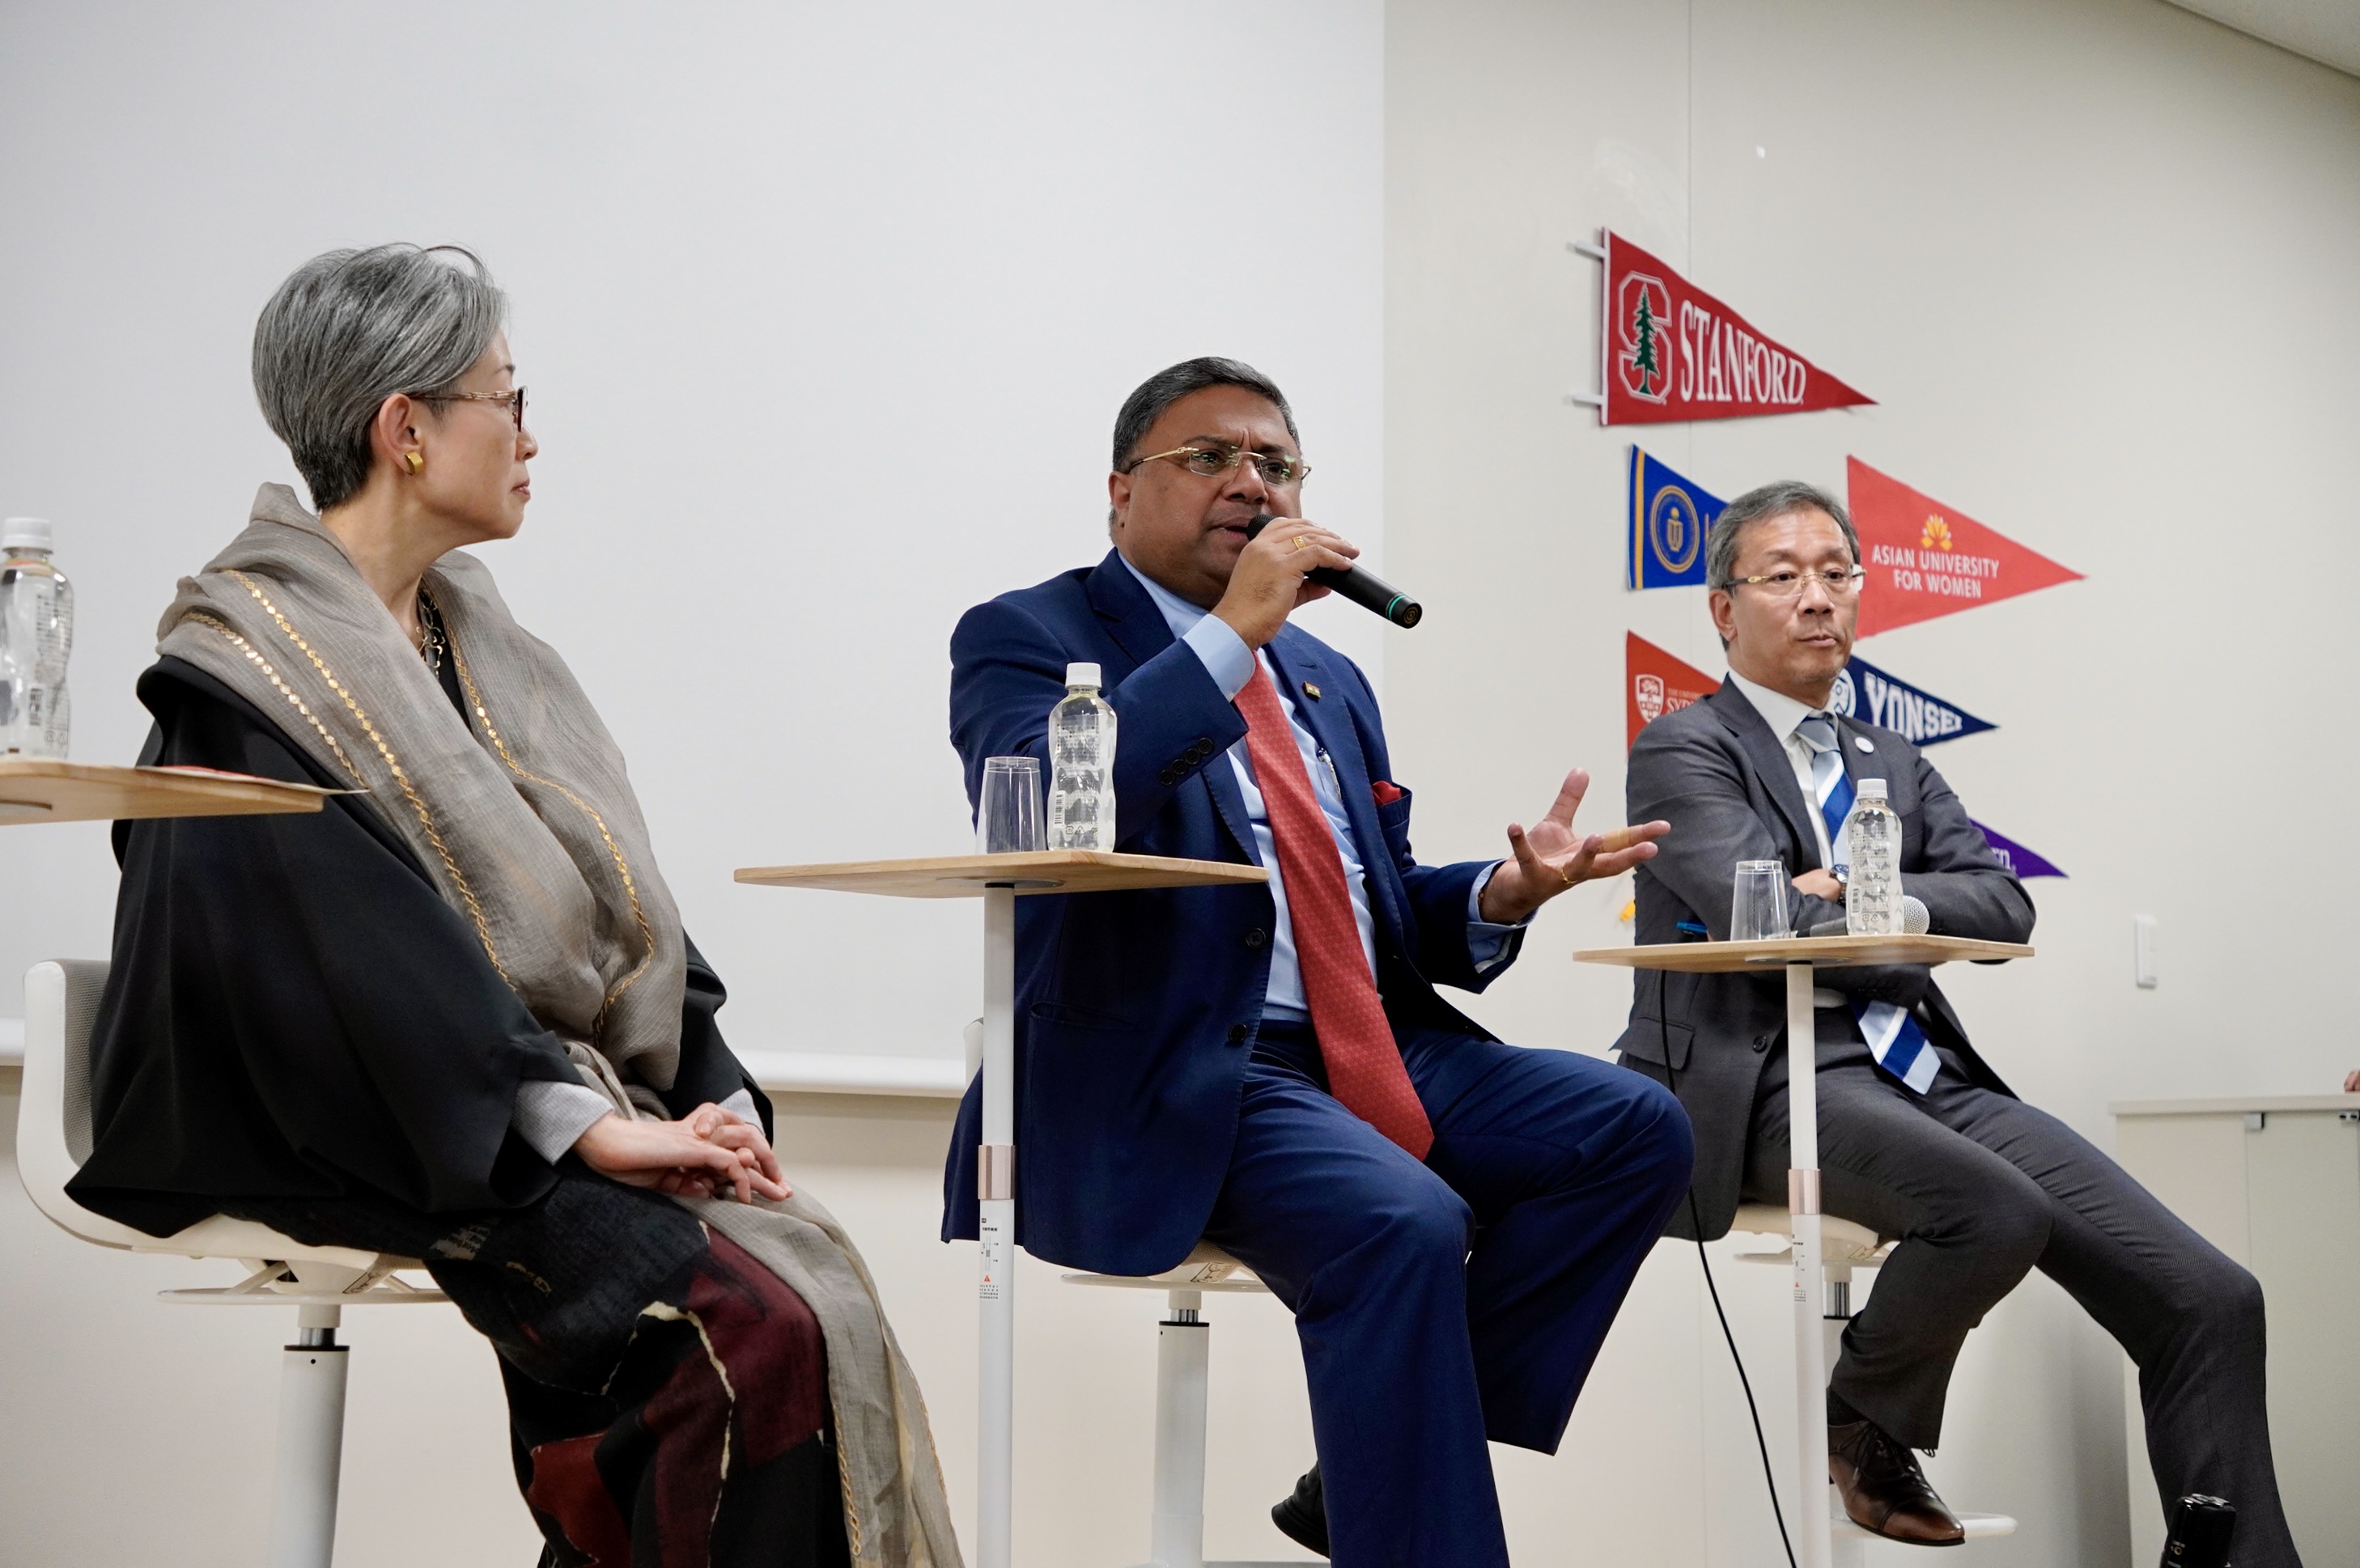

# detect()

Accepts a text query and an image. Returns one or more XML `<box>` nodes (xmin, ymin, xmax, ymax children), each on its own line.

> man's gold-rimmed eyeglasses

<box><xmin>417</xmin><ymin>387</ymin><xmax>527</xmax><ymax>430</ymax></box>
<box><xmin>1124</xmin><ymin>443</ymin><xmax>1311</xmax><ymax>487</ymax></box>
<box><xmin>1721</xmin><ymin>567</ymin><xmax>1866</xmax><ymax>599</ymax></box>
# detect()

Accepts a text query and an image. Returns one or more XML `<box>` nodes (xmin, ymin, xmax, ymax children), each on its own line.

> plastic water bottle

<box><xmin>1047</xmin><ymin>662</ymin><xmax>1118</xmax><ymax>851</ymax></box>
<box><xmin>0</xmin><ymin>518</ymin><xmax>73</xmax><ymax>758</ymax></box>
<box><xmin>1844</xmin><ymin>778</ymin><xmax>1901</xmax><ymax>935</ymax></box>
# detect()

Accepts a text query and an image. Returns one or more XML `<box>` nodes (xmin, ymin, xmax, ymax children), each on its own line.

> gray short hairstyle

<box><xmin>1706</xmin><ymin>479</ymin><xmax>1859</xmax><ymax>590</ymax></box>
<box><xmin>253</xmin><ymin>244</ymin><xmax>507</xmax><ymax>512</ymax></box>
<box><xmin>1111</xmin><ymin>357</ymin><xmax>1300</xmax><ymax>472</ymax></box>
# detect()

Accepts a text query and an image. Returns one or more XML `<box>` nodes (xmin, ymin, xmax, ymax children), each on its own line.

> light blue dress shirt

<box><xmin>1118</xmin><ymin>556</ymin><xmax>1522</xmax><ymax>1023</ymax></box>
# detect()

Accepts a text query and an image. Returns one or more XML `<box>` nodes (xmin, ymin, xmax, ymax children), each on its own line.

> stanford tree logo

<box><xmin>1617</xmin><ymin>273</ymin><xmax>1671</xmax><ymax>403</ymax></box>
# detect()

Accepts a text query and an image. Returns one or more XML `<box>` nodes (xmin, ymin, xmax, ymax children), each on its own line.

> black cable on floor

<box><xmin>1689</xmin><ymin>1189</ymin><xmax>1798</xmax><ymax>1568</ymax></box>
<box><xmin>1661</xmin><ymin>1014</ymin><xmax>1797</xmax><ymax>1568</ymax></box>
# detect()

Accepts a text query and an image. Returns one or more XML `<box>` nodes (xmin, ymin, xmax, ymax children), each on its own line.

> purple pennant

<box><xmin>1972</xmin><ymin>820</ymin><xmax>2065</xmax><ymax>879</ymax></box>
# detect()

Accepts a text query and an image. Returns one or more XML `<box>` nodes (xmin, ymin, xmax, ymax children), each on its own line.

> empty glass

<box><xmin>1729</xmin><ymin>859</ymin><xmax>1791</xmax><ymax>942</ymax></box>
<box><xmin>978</xmin><ymin>756</ymin><xmax>1044</xmax><ymax>854</ymax></box>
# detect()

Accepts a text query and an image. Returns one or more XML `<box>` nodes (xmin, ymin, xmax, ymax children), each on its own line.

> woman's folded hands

<box><xmin>573</xmin><ymin>1103</ymin><xmax>792</xmax><ymax>1203</ymax></box>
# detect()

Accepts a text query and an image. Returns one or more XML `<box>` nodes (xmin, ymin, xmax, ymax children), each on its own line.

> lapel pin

<box><xmin>1854</xmin><ymin>735</ymin><xmax>1874</xmax><ymax>752</ymax></box>
<box><xmin>1302</xmin><ymin>681</ymin><xmax>1322</xmax><ymax>700</ymax></box>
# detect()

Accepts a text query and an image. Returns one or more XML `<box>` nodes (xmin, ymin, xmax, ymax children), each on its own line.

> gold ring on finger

<box><xmin>1292</xmin><ymin>534</ymin><xmax>1313</xmax><ymax>553</ymax></box>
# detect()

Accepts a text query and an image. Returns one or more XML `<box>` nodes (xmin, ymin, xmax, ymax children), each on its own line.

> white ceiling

<box><xmin>2163</xmin><ymin>0</ymin><xmax>2360</xmax><ymax>76</ymax></box>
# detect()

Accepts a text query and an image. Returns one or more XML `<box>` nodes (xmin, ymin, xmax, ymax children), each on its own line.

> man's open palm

<box><xmin>1479</xmin><ymin>768</ymin><xmax>1670</xmax><ymax>925</ymax></box>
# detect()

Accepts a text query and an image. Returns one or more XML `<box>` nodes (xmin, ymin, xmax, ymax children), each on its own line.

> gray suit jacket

<box><xmin>1614</xmin><ymin>680</ymin><xmax>2035</xmax><ymax>1240</ymax></box>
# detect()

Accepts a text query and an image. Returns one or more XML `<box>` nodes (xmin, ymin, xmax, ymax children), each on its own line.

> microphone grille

<box><xmin>1901</xmin><ymin>895</ymin><xmax>1930</xmax><ymax>936</ymax></box>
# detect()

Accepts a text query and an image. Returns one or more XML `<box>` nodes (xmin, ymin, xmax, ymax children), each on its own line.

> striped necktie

<box><xmin>1797</xmin><ymin>711</ymin><xmax>1938</xmax><ymax>1095</ymax></box>
<box><xmin>1794</xmin><ymin>713</ymin><xmax>1853</xmax><ymax>875</ymax></box>
<box><xmin>1234</xmin><ymin>660</ymin><xmax>1434</xmax><ymax>1158</ymax></box>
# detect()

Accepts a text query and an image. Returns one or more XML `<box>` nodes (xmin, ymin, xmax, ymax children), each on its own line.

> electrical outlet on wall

<box><xmin>2133</xmin><ymin>915</ymin><xmax>2159</xmax><ymax>989</ymax></box>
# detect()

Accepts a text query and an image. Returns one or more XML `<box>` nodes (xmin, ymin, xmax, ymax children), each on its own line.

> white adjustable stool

<box><xmin>15</xmin><ymin>960</ymin><xmax>448</xmax><ymax>1568</ymax></box>
<box><xmin>1064</xmin><ymin>1244</ymin><xmax>1305</xmax><ymax>1568</ymax></box>
<box><xmin>1727</xmin><ymin>1201</ymin><xmax>2017</xmax><ymax>1554</ymax></box>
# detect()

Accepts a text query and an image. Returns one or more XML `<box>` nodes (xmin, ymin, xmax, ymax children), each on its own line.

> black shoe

<box><xmin>1271</xmin><ymin>1463</ymin><xmax>1330</xmax><ymax>1557</ymax></box>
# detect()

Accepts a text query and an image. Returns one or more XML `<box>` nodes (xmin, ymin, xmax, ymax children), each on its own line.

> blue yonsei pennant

<box><xmin>1827</xmin><ymin>654</ymin><xmax>1996</xmax><ymax>747</ymax></box>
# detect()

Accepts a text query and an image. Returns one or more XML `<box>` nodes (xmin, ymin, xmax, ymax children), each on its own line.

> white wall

<box><xmin>0</xmin><ymin>0</ymin><xmax>1386</xmax><ymax>1064</ymax></box>
<box><xmin>8</xmin><ymin>2</ymin><xmax>2360</xmax><ymax>1566</ymax></box>
<box><xmin>1383</xmin><ymin>0</ymin><xmax>2360</xmax><ymax>1563</ymax></box>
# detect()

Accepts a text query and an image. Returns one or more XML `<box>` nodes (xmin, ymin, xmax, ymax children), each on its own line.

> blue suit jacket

<box><xmin>941</xmin><ymin>550</ymin><xmax>1519</xmax><ymax>1274</ymax></box>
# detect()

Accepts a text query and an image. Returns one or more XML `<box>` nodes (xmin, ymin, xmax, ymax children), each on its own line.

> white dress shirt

<box><xmin>1726</xmin><ymin>669</ymin><xmax>1887</xmax><ymax>1010</ymax></box>
<box><xmin>1120</xmin><ymin>555</ymin><xmax>1521</xmax><ymax>1023</ymax></box>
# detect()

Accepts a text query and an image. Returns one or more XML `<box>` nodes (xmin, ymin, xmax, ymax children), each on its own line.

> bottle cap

<box><xmin>1856</xmin><ymin>778</ymin><xmax>1888</xmax><ymax>799</ymax></box>
<box><xmin>1065</xmin><ymin>662</ymin><xmax>1102</xmax><ymax>689</ymax></box>
<box><xmin>2</xmin><ymin>517</ymin><xmax>53</xmax><ymax>552</ymax></box>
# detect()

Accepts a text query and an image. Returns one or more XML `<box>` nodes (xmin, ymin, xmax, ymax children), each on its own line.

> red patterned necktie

<box><xmin>1234</xmin><ymin>659</ymin><xmax>1434</xmax><ymax>1159</ymax></box>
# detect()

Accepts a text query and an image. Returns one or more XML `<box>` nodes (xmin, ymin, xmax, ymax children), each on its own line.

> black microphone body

<box><xmin>1246</xmin><ymin>513</ymin><xmax>1422</xmax><ymax>628</ymax></box>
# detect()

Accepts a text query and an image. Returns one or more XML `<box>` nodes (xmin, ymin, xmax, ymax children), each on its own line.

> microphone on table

<box><xmin>1246</xmin><ymin>513</ymin><xmax>1423</xmax><ymax>628</ymax></box>
<box><xmin>1806</xmin><ymin>896</ymin><xmax>1930</xmax><ymax>939</ymax></box>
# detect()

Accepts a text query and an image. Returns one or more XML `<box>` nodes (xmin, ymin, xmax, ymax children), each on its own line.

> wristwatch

<box><xmin>1830</xmin><ymin>865</ymin><xmax>1850</xmax><ymax>889</ymax></box>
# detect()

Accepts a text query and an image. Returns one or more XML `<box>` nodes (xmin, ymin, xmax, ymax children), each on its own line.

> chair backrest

<box><xmin>16</xmin><ymin>958</ymin><xmax>412</xmax><ymax>1270</ymax></box>
<box><xmin>17</xmin><ymin>959</ymin><xmax>152</xmax><ymax>1248</ymax></box>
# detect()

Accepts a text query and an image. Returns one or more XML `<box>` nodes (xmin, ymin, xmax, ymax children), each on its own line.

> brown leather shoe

<box><xmin>1828</xmin><ymin>1419</ymin><xmax>1965</xmax><ymax>1546</ymax></box>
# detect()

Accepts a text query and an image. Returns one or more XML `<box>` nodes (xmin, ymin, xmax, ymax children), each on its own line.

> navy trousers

<box><xmin>1201</xmin><ymin>1019</ymin><xmax>1693</xmax><ymax>1568</ymax></box>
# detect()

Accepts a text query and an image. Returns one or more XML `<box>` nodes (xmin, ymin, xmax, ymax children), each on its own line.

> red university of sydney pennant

<box><xmin>1848</xmin><ymin>458</ymin><xmax>2084</xmax><ymax>638</ymax></box>
<box><xmin>1625</xmin><ymin>632</ymin><xmax>1720</xmax><ymax>749</ymax></box>
<box><xmin>1594</xmin><ymin>231</ymin><xmax>1874</xmax><ymax>426</ymax></box>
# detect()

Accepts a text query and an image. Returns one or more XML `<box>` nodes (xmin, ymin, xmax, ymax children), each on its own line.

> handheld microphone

<box><xmin>1246</xmin><ymin>513</ymin><xmax>1423</xmax><ymax>628</ymax></box>
<box><xmin>2161</xmin><ymin>1494</ymin><xmax>2235</xmax><ymax>1568</ymax></box>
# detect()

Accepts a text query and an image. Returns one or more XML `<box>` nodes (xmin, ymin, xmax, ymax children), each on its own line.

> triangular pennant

<box><xmin>1972</xmin><ymin>820</ymin><xmax>2066</xmax><ymax>879</ymax></box>
<box><xmin>1849</xmin><ymin>458</ymin><xmax>2084</xmax><ymax>637</ymax></box>
<box><xmin>1828</xmin><ymin>653</ymin><xmax>1996</xmax><ymax>747</ymax></box>
<box><xmin>1628</xmin><ymin>447</ymin><xmax>1726</xmax><ymax>589</ymax></box>
<box><xmin>1601</xmin><ymin>231</ymin><xmax>1874</xmax><ymax>426</ymax></box>
<box><xmin>1626</xmin><ymin>632</ymin><xmax>1719</xmax><ymax>749</ymax></box>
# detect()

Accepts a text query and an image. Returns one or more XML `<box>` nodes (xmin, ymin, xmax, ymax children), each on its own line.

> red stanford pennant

<box><xmin>1600</xmin><ymin>231</ymin><xmax>1874</xmax><ymax>426</ymax></box>
<box><xmin>1626</xmin><ymin>632</ymin><xmax>1720</xmax><ymax>749</ymax></box>
<box><xmin>1848</xmin><ymin>458</ymin><xmax>2084</xmax><ymax>638</ymax></box>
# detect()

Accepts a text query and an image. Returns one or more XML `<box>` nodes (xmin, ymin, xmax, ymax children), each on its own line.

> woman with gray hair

<box><xmin>69</xmin><ymin>245</ymin><xmax>958</xmax><ymax>1568</ymax></box>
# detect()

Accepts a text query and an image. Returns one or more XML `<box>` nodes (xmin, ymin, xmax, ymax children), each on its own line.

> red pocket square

<box><xmin>1371</xmin><ymin>780</ymin><xmax>1406</xmax><ymax>807</ymax></box>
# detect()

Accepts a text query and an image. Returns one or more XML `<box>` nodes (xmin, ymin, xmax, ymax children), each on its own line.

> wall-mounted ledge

<box><xmin>0</xmin><ymin>1022</ymin><xmax>970</xmax><ymax>1102</ymax></box>
<box><xmin>2111</xmin><ymin>1094</ymin><xmax>2359</xmax><ymax>1117</ymax></box>
<box><xmin>740</xmin><ymin>1050</ymin><xmax>967</xmax><ymax>1099</ymax></box>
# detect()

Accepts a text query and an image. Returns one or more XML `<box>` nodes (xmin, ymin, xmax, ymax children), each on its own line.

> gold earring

<box><xmin>404</xmin><ymin>451</ymin><xmax>424</xmax><ymax>475</ymax></box>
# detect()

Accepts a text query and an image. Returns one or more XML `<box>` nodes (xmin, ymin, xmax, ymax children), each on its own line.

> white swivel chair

<box><xmin>15</xmin><ymin>960</ymin><xmax>448</xmax><ymax>1568</ymax></box>
<box><xmin>959</xmin><ymin>1019</ymin><xmax>1301</xmax><ymax>1568</ymax></box>
<box><xmin>1726</xmin><ymin>1202</ymin><xmax>2016</xmax><ymax>1557</ymax></box>
<box><xmin>1063</xmin><ymin>1246</ymin><xmax>1300</xmax><ymax>1568</ymax></box>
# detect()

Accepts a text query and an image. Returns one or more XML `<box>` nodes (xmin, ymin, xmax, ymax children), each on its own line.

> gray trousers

<box><xmin>1741</xmin><ymin>1011</ymin><xmax>2301</xmax><ymax>1568</ymax></box>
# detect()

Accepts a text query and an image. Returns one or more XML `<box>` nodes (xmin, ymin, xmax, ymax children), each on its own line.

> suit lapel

<box><xmin>1086</xmin><ymin>552</ymin><xmax>1257</xmax><ymax>862</ymax></box>
<box><xmin>1084</xmin><ymin>549</ymin><xmax>1174</xmax><ymax>676</ymax></box>
<box><xmin>1705</xmin><ymin>680</ymin><xmax>1825</xmax><ymax>871</ymax></box>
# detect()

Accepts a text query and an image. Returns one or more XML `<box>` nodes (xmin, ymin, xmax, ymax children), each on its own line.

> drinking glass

<box><xmin>978</xmin><ymin>756</ymin><xmax>1044</xmax><ymax>854</ymax></box>
<box><xmin>1729</xmin><ymin>859</ymin><xmax>1791</xmax><ymax>942</ymax></box>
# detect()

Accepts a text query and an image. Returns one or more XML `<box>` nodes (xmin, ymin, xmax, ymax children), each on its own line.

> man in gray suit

<box><xmin>1617</xmin><ymin>481</ymin><xmax>2300</xmax><ymax>1562</ymax></box>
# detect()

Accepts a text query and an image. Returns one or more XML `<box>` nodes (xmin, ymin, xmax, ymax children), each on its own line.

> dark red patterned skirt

<box><xmin>231</xmin><ymin>1168</ymin><xmax>849</xmax><ymax>1568</ymax></box>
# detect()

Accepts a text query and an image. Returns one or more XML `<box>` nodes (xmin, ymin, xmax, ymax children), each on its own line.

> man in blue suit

<box><xmin>944</xmin><ymin>358</ymin><xmax>1693</xmax><ymax>1566</ymax></box>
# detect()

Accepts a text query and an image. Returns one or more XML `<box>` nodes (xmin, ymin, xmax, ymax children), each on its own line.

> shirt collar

<box><xmin>1117</xmin><ymin>551</ymin><xmax>1213</xmax><ymax>642</ymax></box>
<box><xmin>1727</xmin><ymin>667</ymin><xmax>1821</xmax><ymax>747</ymax></box>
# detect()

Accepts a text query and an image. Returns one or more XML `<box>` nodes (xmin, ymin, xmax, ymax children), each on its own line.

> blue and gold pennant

<box><xmin>1627</xmin><ymin>447</ymin><xmax>1725</xmax><ymax>589</ymax></box>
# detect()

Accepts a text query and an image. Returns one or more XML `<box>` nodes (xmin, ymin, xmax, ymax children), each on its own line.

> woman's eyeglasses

<box><xmin>418</xmin><ymin>387</ymin><xmax>527</xmax><ymax>430</ymax></box>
